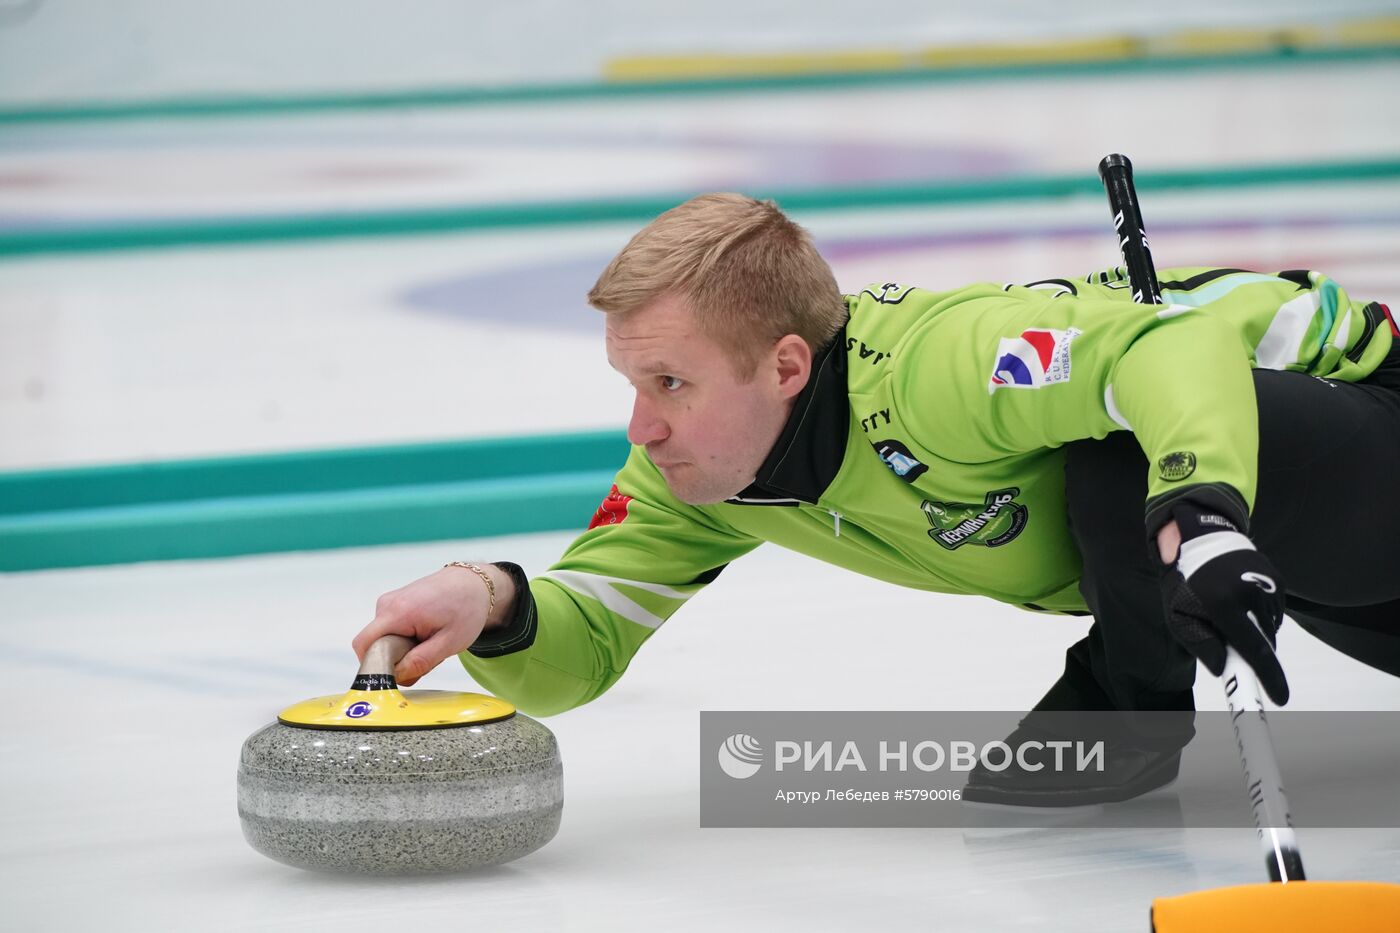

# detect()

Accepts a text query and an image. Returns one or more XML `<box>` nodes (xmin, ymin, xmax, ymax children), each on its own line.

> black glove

<box><xmin>1159</xmin><ymin>501</ymin><xmax>1289</xmax><ymax>705</ymax></box>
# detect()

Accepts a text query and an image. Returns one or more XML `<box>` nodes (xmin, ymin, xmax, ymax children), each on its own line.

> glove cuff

<box><xmin>1145</xmin><ymin>482</ymin><xmax>1250</xmax><ymax>540</ymax></box>
<box><xmin>1171</xmin><ymin>498</ymin><xmax>1245</xmax><ymax>544</ymax></box>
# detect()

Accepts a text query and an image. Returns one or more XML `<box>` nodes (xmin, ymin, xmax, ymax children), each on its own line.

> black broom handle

<box><xmin>1098</xmin><ymin>154</ymin><xmax>1163</xmax><ymax>305</ymax></box>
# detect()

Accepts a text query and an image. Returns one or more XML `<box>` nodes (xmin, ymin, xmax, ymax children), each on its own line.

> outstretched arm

<box><xmin>355</xmin><ymin>446</ymin><xmax>760</xmax><ymax>717</ymax></box>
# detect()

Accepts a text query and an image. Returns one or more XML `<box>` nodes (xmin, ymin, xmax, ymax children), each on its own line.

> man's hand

<box><xmin>1157</xmin><ymin>504</ymin><xmax>1289</xmax><ymax>705</ymax></box>
<box><xmin>352</xmin><ymin>563</ymin><xmax>515</xmax><ymax>686</ymax></box>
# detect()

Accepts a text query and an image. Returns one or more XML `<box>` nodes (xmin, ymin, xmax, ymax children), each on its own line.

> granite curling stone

<box><xmin>238</xmin><ymin>635</ymin><xmax>562</xmax><ymax>874</ymax></box>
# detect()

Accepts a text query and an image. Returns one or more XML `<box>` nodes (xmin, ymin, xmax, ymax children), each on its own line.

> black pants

<box><xmin>1046</xmin><ymin>345</ymin><xmax>1400</xmax><ymax>739</ymax></box>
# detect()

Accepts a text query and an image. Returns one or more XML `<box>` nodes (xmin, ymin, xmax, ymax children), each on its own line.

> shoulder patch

<box><xmin>989</xmin><ymin>327</ymin><xmax>1081</xmax><ymax>393</ymax></box>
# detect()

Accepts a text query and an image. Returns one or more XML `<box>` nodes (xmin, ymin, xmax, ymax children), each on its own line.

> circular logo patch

<box><xmin>1158</xmin><ymin>451</ymin><xmax>1197</xmax><ymax>482</ymax></box>
<box><xmin>346</xmin><ymin>701</ymin><xmax>374</xmax><ymax>719</ymax></box>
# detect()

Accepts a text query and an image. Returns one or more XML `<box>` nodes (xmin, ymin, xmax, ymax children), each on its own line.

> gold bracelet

<box><xmin>444</xmin><ymin>561</ymin><xmax>496</xmax><ymax>617</ymax></box>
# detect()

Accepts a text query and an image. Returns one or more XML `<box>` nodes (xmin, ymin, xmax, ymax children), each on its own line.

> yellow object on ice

<box><xmin>278</xmin><ymin>688</ymin><xmax>516</xmax><ymax>731</ymax></box>
<box><xmin>604</xmin><ymin>15</ymin><xmax>1400</xmax><ymax>84</ymax></box>
<box><xmin>1151</xmin><ymin>880</ymin><xmax>1400</xmax><ymax>933</ymax></box>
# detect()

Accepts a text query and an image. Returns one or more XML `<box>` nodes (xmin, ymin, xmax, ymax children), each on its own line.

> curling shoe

<box><xmin>960</xmin><ymin>716</ymin><xmax>1182</xmax><ymax>807</ymax></box>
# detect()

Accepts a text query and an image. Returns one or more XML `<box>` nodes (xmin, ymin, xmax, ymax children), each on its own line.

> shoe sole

<box><xmin>959</xmin><ymin>753</ymin><xmax>1181</xmax><ymax>808</ymax></box>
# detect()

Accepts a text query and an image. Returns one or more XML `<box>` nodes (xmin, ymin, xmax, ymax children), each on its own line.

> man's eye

<box><xmin>661</xmin><ymin>375</ymin><xmax>684</xmax><ymax>391</ymax></box>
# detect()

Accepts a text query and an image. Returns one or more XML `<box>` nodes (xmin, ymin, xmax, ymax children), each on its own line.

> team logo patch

<box><xmin>873</xmin><ymin>439</ymin><xmax>928</xmax><ymax>482</ymax></box>
<box><xmin>588</xmin><ymin>484</ymin><xmax>633</xmax><ymax>529</ymax></box>
<box><xmin>921</xmin><ymin>488</ymin><xmax>1028</xmax><ymax>550</ymax></box>
<box><xmin>1157</xmin><ymin>451</ymin><xmax>1197</xmax><ymax>482</ymax></box>
<box><xmin>988</xmin><ymin>327</ymin><xmax>1081</xmax><ymax>393</ymax></box>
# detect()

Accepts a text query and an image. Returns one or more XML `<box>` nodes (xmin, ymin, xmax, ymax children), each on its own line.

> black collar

<box><xmin>726</xmin><ymin>331</ymin><xmax>849</xmax><ymax>506</ymax></box>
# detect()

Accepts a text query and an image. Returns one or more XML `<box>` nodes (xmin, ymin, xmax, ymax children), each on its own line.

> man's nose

<box><xmin>627</xmin><ymin>394</ymin><xmax>669</xmax><ymax>446</ymax></box>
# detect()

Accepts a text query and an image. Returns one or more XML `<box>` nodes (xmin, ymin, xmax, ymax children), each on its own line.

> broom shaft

<box><xmin>1222</xmin><ymin>647</ymin><xmax>1306</xmax><ymax>882</ymax></box>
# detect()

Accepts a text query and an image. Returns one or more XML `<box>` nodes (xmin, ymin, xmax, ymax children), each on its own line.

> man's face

<box><xmin>605</xmin><ymin>292</ymin><xmax>811</xmax><ymax>505</ymax></box>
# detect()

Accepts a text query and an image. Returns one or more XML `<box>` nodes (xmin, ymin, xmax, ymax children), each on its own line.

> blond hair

<box><xmin>587</xmin><ymin>193</ymin><xmax>847</xmax><ymax>377</ymax></box>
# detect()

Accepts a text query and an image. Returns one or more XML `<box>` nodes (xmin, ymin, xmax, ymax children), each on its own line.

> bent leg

<box><xmin>1060</xmin><ymin>431</ymin><xmax>1196</xmax><ymax>714</ymax></box>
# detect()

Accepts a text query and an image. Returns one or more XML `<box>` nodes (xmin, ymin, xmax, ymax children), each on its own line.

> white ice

<box><xmin>2</xmin><ymin>535</ymin><xmax>1397</xmax><ymax>932</ymax></box>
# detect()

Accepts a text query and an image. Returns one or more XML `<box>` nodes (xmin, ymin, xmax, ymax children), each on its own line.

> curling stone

<box><xmin>238</xmin><ymin>635</ymin><xmax>562</xmax><ymax>874</ymax></box>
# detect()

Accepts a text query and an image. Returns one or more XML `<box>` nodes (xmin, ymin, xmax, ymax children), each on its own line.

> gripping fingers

<box><xmin>352</xmin><ymin>617</ymin><xmax>396</xmax><ymax>663</ymax></box>
<box><xmin>352</xmin><ymin>610</ymin><xmax>423</xmax><ymax>666</ymax></box>
<box><xmin>1162</xmin><ymin>571</ymin><xmax>1228</xmax><ymax>675</ymax></box>
<box><xmin>393</xmin><ymin>629</ymin><xmax>460</xmax><ymax>686</ymax></box>
<box><xmin>1222</xmin><ymin>608</ymin><xmax>1289</xmax><ymax>705</ymax></box>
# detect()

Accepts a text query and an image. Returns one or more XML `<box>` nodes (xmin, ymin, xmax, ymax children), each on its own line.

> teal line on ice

<box><xmin>1</xmin><ymin>45</ymin><xmax>1395</xmax><ymax>126</ymax></box>
<box><xmin>4</xmin><ymin>157</ymin><xmax>1400</xmax><ymax>259</ymax></box>
<box><xmin>0</xmin><ymin>430</ymin><xmax>632</xmax><ymax>571</ymax></box>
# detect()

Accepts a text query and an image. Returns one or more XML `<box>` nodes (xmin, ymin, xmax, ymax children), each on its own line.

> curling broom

<box><xmin>1096</xmin><ymin>152</ymin><xmax>1400</xmax><ymax>933</ymax></box>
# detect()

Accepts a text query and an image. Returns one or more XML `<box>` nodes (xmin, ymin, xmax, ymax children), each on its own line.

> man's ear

<box><xmin>771</xmin><ymin>334</ymin><xmax>813</xmax><ymax>400</ymax></box>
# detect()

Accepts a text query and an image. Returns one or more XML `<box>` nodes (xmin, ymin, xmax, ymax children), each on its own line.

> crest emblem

<box><xmin>921</xmin><ymin>488</ymin><xmax>1028</xmax><ymax>549</ymax></box>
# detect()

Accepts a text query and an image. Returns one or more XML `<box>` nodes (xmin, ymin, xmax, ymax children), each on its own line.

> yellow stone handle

<box><xmin>357</xmin><ymin>634</ymin><xmax>415</xmax><ymax>679</ymax></box>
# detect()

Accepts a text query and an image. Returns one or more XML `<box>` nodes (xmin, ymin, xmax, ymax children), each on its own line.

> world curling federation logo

<box><xmin>718</xmin><ymin>733</ymin><xmax>764</xmax><ymax>779</ymax></box>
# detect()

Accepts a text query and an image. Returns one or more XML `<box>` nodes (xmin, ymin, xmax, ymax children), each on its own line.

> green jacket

<box><xmin>463</xmin><ymin>267</ymin><xmax>1394</xmax><ymax>715</ymax></box>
